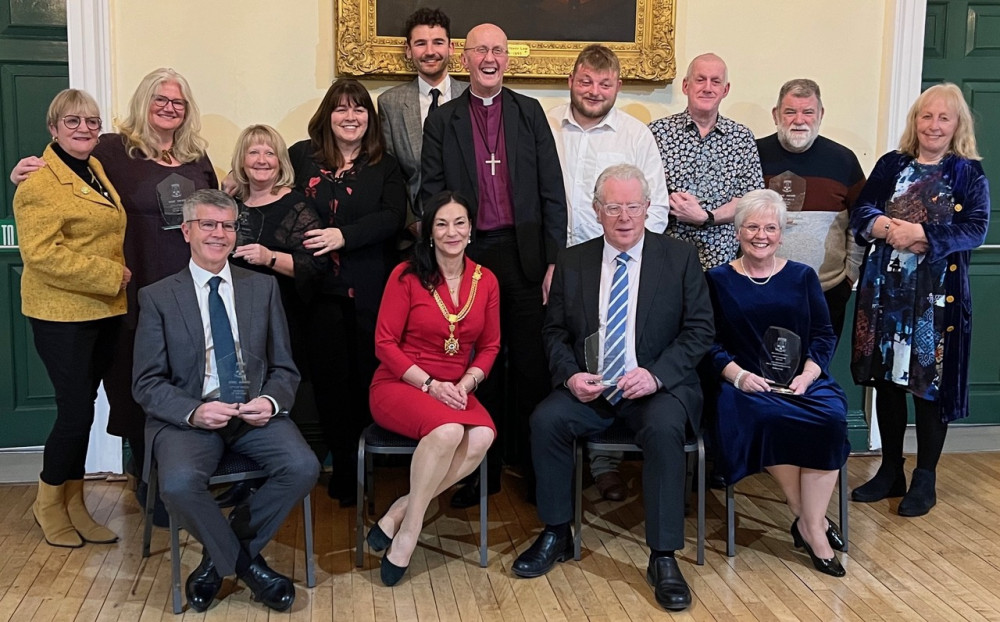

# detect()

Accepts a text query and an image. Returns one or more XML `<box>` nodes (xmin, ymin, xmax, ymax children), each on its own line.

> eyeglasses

<box><xmin>61</xmin><ymin>115</ymin><xmax>102</xmax><ymax>131</ymax></box>
<box><xmin>741</xmin><ymin>224</ymin><xmax>781</xmax><ymax>235</ymax></box>
<box><xmin>152</xmin><ymin>95</ymin><xmax>188</xmax><ymax>110</ymax></box>
<box><xmin>467</xmin><ymin>45</ymin><xmax>508</xmax><ymax>57</ymax></box>
<box><xmin>597</xmin><ymin>200</ymin><xmax>646</xmax><ymax>217</ymax></box>
<box><xmin>185</xmin><ymin>219</ymin><xmax>239</xmax><ymax>232</ymax></box>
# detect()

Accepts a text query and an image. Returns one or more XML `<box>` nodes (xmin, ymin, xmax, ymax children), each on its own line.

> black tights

<box><xmin>875</xmin><ymin>383</ymin><xmax>948</xmax><ymax>471</ymax></box>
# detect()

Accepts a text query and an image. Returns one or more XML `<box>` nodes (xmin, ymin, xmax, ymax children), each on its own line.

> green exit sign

<box><xmin>1</xmin><ymin>219</ymin><xmax>17</xmax><ymax>248</ymax></box>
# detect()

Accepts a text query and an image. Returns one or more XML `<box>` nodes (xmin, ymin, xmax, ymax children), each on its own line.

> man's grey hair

<box><xmin>777</xmin><ymin>78</ymin><xmax>822</xmax><ymax>109</ymax></box>
<box><xmin>733</xmin><ymin>189</ymin><xmax>787</xmax><ymax>231</ymax></box>
<box><xmin>182</xmin><ymin>189</ymin><xmax>238</xmax><ymax>221</ymax></box>
<box><xmin>593</xmin><ymin>163</ymin><xmax>651</xmax><ymax>205</ymax></box>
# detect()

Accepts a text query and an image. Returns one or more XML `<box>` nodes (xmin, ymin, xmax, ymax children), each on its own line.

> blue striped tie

<box><xmin>603</xmin><ymin>252</ymin><xmax>630</xmax><ymax>404</ymax></box>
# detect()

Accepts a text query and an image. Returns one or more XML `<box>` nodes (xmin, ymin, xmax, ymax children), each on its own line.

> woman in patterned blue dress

<box><xmin>850</xmin><ymin>83</ymin><xmax>990</xmax><ymax>517</ymax></box>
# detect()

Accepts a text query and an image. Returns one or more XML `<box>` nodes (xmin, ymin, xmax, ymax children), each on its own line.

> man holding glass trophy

<box><xmin>511</xmin><ymin>165</ymin><xmax>714</xmax><ymax>612</ymax></box>
<box><xmin>132</xmin><ymin>190</ymin><xmax>319</xmax><ymax>612</ymax></box>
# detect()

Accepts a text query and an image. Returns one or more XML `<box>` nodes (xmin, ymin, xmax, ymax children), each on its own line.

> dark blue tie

<box><xmin>208</xmin><ymin>276</ymin><xmax>240</xmax><ymax>403</ymax></box>
<box><xmin>603</xmin><ymin>252</ymin><xmax>630</xmax><ymax>404</ymax></box>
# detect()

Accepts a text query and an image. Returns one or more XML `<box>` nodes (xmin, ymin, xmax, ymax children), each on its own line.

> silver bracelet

<box><xmin>733</xmin><ymin>370</ymin><xmax>749</xmax><ymax>390</ymax></box>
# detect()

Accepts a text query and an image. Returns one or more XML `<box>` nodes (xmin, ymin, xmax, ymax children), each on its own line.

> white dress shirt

<box><xmin>418</xmin><ymin>75</ymin><xmax>454</xmax><ymax>123</ymax></box>
<box><xmin>597</xmin><ymin>236</ymin><xmax>644</xmax><ymax>375</ymax></box>
<box><xmin>548</xmin><ymin>104</ymin><xmax>670</xmax><ymax>246</ymax></box>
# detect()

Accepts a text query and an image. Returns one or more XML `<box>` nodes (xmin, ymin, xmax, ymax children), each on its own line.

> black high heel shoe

<box><xmin>380</xmin><ymin>551</ymin><xmax>409</xmax><ymax>586</ymax></box>
<box><xmin>791</xmin><ymin>521</ymin><xmax>845</xmax><ymax>577</ymax></box>
<box><xmin>791</xmin><ymin>517</ymin><xmax>845</xmax><ymax>552</ymax></box>
<box><xmin>366</xmin><ymin>522</ymin><xmax>393</xmax><ymax>552</ymax></box>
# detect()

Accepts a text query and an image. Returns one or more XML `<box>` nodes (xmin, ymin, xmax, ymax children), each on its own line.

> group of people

<box><xmin>11</xmin><ymin>6</ymin><xmax>990</xmax><ymax>615</ymax></box>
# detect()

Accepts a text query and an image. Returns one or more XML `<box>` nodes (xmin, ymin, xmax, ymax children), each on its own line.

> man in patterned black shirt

<box><xmin>649</xmin><ymin>53</ymin><xmax>763</xmax><ymax>269</ymax></box>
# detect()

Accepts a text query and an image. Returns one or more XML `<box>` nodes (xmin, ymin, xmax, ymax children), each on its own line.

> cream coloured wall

<box><xmin>110</xmin><ymin>0</ymin><xmax>892</xmax><ymax>177</ymax></box>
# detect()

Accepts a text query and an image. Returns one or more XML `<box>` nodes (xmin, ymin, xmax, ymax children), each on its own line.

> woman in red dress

<box><xmin>368</xmin><ymin>191</ymin><xmax>500</xmax><ymax>586</ymax></box>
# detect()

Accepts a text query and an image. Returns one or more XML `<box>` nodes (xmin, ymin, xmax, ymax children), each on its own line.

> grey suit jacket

<box><xmin>543</xmin><ymin>232</ymin><xmax>715</xmax><ymax>424</ymax></box>
<box><xmin>132</xmin><ymin>263</ymin><xmax>300</xmax><ymax>477</ymax></box>
<box><xmin>378</xmin><ymin>75</ymin><xmax>468</xmax><ymax>207</ymax></box>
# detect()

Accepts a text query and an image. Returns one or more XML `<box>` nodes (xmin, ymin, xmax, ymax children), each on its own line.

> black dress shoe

<box><xmin>646</xmin><ymin>556</ymin><xmax>691</xmax><ymax>611</ymax></box>
<box><xmin>214</xmin><ymin>479</ymin><xmax>261</xmax><ymax>509</ymax></box>
<box><xmin>449</xmin><ymin>479</ymin><xmax>499</xmax><ymax>509</ymax></box>
<box><xmin>511</xmin><ymin>530</ymin><xmax>573</xmax><ymax>578</ymax></box>
<box><xmin>791</xmin><ymin>517</ymin><xmax>846</xmax><ymax>552</ymax></box>
<box><xmin>852</xmin><ymin>460</ymin><xmax>906</xmax><ymax>502</ymax></box>
<box><xmin>185</xmin><ymin>553</ymin><xmax>222</xmax><ymax>613</ymax></box>
<box><xmin>380</xmin><ymin>552</ymin><xmax>409</xmax><ymax>586</ymax></box>
<box><xmin>238</xmin><ymin>555</ymin><xmax>295</xmax><ymax>612</ymax></box>
<box><xmin>366</xmin><ymin>522</ymin><xmax>393</xmax><ymax>552</ymax></box>
<box><xmin>798</xmin><ymin>536</ymin><xmax>846</xmax><ymax>577</ymax></box>
<box><xmin>327</xmin><ymin>477</ymin><xmax>357</xmax><ymax>508</ymax></box>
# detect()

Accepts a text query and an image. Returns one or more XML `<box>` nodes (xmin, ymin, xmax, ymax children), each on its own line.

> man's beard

<box><xmin>776</xmin><ymin>124</ymin><xmax>819</xmax><ymax>153</ymax></box>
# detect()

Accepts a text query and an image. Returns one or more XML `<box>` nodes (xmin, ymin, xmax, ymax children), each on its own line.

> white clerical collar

<box><xmin>471</xmin><ymin>89</ymin><xmax>501</xmax><ymax>106</ymax></box>
<box><xmin>418</xmin><ymin>75</ymin><xmax>450</xmax><ymax>97</ymax></box>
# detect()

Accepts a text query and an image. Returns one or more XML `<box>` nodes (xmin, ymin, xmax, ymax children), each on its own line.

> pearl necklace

<box><xmin>740</xmin><ymin>256</ymin><xmax>776</xmax><ymax>286</ymax></box>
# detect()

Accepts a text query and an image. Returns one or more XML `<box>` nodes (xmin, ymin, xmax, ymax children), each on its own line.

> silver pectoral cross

<box><xmin>485</xmin><ymin>152</ymin><xmax>501</xmax><ymax>176</ymax></box>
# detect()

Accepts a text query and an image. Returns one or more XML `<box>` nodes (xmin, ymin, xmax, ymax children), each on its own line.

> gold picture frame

<box><xmin>336</xmin><ymin>0</ymin><xmax>676</xmax><ymax>81</ymax></box>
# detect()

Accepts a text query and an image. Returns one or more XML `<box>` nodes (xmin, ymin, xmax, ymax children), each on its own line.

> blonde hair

<box><xmin>46</xmin><ymin>89</ymin><xmax>100</xmax><ymax>128</ymax></box>
<box><xmin>230</xmin><ymin>124</ymin><xmax>296</xmax><ymax>201</ymax></box>
<box><xmin>898</xmin><ymin>83</ymin><xmax>980</xmax><ymax>160</ymax></box>
<box><xmin>116</xmin><ymin>68</ymin><xmax>209</xmax><ymax>162</ymax></box>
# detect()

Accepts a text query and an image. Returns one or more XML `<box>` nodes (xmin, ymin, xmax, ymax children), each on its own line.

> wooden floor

<box><xmin>2</xmin><ymin>452</ymin><xmax>1000</xmax><ymax>621</ymax></box>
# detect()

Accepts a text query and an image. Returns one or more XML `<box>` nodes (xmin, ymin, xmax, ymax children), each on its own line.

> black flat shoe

<box><xmin>380</xmin><ymin>552</ymin><xmax>409</xmax><ymax>586</ymax></box>
<box><xmin>646</xmin><ymin>556</ymin><xmax>691</xmax><ymax>611</ymax></box>
<box><xmin>791</xmin><ymin>517</ymin><xmax>846</xmax><ymax>552</ymax></box>
<box><xmin>185</xmin><ymin>553</ymin><xmax>223</xmax><ymax>612</ymax></box>
<box><xmin>852</xmin><ymin>461</ymin><xmax>906</xmax><ymax>502</ymax></box>
<box><xmin>366</xmin><ymin>522</ymin><xmax>393</xmax><ymax>552</ymax></box>
<box><xmin>238</xmin><ymin>555</ymin><xmax>295</xmax><ymax>612</ymax></box>
<box><xmin>799</xmin><ymin>536</ymin><xmax>846</xmax><ymax>577</ymax></box>
<box><xmin>511</xmin><ymin>529</ymin><xmax>573</xmax><ymax>578</ymax></box>
<box><xmin>898</xmin><ymin>468</ymin><xmax>937</xmax><ymax>517</ymax></box>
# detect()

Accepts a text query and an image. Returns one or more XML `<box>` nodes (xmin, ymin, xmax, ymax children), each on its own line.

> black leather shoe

<box><xmin>898</xmin><ymin>468</ymin><xmax>936</xmax><ymax>517</ymax></box>
<box><xmin>852</xmin><ymin>460</ymin><xmax>906</xmax><ymax>502</ymax></box>
<box><xmin>327</xmin><ymin>477</ymin><xmax>357</xmax><ymax>508</ymax></box>
<box><xmin>214</xmin><ymin>479</ymin><xmax>261</xmax><ymax>509</ymax></box>
<box><xmin>366</xmin><ymin>522</ymin><xmax>393</xmax><ymax>552</ymax></box>
<box><xmin>380</xmin><ymin>552</ymin><xmax>409</xmax><ymax>586</ymax></box>
<box><xmin>646</xmin><ymin>556</ymin><xmax>691</xmax><ymax>611</ymax></box>
<box><xmin>799</xmin><ymin>537</ymin><xmax>846</xmax><ymax>577</ymax></box>
<box><xmin>511</xmin><ymin>530</ymin><xmax>573</xmax><ymax>578</ymax></box>
<box><xmin>185</xmin><ymin>553</ymin><xmax>222</xmax><ymax>613</ymax></box>
<box><xmin>238</xmin><ymin>555</ymin><xmax>295</xmax><ymax>612</ymax></box>
<box><xmin>449</xmin><ymin>480</ymin><xmax>499</xmax><ymax>509</ymax></box>
<box><xmin>791</xmin><ymin>517</ymin><xmax>846</xmax><ymax>552</ymax></box>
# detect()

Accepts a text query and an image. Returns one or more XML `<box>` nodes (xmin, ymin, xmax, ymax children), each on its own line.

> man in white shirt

<box><xmin>132</xmin><ymin>190</ymin><xmax>318</xmax><ymax>613</ymax></box>
<box><xmin>547</xmin><ymin>44</ymin><xmax>670</xmax><ymax>500</ymax></box>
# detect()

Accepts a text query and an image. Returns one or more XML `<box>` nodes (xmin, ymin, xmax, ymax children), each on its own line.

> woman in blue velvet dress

<box><xmin>850</xmin><ymin>83</ymin><xmax>990</xmax><ymax>517</ymax></box>
<box><xmin>707</xmin><ymin>189</ymin><xmax>850</xmax><ymax>577</ymax></box>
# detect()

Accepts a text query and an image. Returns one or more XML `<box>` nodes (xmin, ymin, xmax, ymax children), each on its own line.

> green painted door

<box><xmin>924</xmin><ymin>0</ymin><xmax>1000</xmax><ymax>424</ymax></box>
<box><xmin>0</xmin><ymin>1</ymin><xmax>67</xmax><ymax>448</ymax></box>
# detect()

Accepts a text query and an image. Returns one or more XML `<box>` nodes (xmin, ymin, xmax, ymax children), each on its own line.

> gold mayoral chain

<box><xmin>432</xmin><ymin>264</ymin><xmax>483</xmax><ymax>356</ymax></box>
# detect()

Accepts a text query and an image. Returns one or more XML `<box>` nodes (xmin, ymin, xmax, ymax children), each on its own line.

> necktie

<box><xmin>603</xmin><ymin>252</ymin><xmax>629</xmax><ymax>404</ymax></box>
<box><xmin>429</xmin><ymin>87</ymin><xmax>441</xmax><ymax>113</ymax></box>
<box><xmin>208</xmin><ymin>276</ymin><xmax>240</xmax><ymax>403</ymax></box>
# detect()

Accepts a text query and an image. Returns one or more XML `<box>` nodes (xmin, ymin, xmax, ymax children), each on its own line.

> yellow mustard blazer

<box><xmin>13</xmin><ymin>143</ymin><xmax>127</xmax><ymax>322</ymax></box>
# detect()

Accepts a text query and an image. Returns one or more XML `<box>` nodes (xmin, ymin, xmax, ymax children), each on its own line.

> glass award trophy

<box><xmin>234</xmin><ymin>203</ymin><xmax>264</xmax><ymax>248</ymax></box>
<box><xmin>218</xmin><ymin>350</ymin><xmax>265</xmax><ymax>405</ymax></box>
<box><xmin>156</xmin><ymin>173</ymin><xmax>197</xmax><ymax>230</ymax></box>
<box><xmin>759</xmin><ymin>326</ymin><xmax>802</xmax><ymax>395</ymax></box>
<box><xmin>768</xmin><ymin>171</ymin><xmax>806</xmax><ymax>219</ymax></box>
<box><xmin>585</xmin><ymin>331</ymin><xmax>620</xmax><ymax>387</ymax></box>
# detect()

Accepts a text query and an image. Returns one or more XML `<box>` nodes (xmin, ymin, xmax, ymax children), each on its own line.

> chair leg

<box><xmin>366</xmin><ymin>452</ymin><xmax>375</xmax><ymax>516</ymax></box>
<box><xmin>839</xmin><ymin>463</ymin><xmax>849</xmax><ymax>553</ymax></box>
<box><xmin>726</xmin><ymin>483</ymin><xmax>736</xmax><ymax>557</ymax></box>
<box><xmin>303</xmin><ymin>493</ymin><xmax>316</xmax><ymax>587</ymax></box>
<box><xmin>696</xmin><ymin>437</ymin><xmax>705</xmax><ymax>565</ymax></box>
<box><xmin>142</xmin><ymin>463</ymin><xmax>158</xmax><ymax>558</ymax></box>
<box><xmin>355</xmin><ymin>436</ymin><xmax>366</xmax><ymax>569</ymax></box>
<box><xmin>169</xmin><ymin>514</ymin><xmax>183</xmax><ymax>614</ymax></box>
<box><xmin>573</xmin><ymin>440</ymin><xmax>583</xmax><ymax>561</ymax></box>
<box><xmin>479</xmin><ymin>457</ymin><xmax>488</xmax><ymax>567</ymax></box>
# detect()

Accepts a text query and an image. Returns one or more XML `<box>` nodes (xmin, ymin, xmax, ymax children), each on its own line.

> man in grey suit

<box><xmin>511</xmin><ymin>165</ymin><xmax>713</xmax><ymax>612</ymax></box>
<box><xmin>378</xmin><ymin>7</ymin><xmax>467</xmax><ymax>211</ymax></box>
<box><xmin>133</xmin><ymin>190</ymin><xmax>319</xmax><ymax>613</ymax></box>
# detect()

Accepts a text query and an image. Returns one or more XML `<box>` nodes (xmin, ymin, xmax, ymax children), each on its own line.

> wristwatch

<box><xmin>421</xmin><ymin>377</ymin><xmax>434</xmax><ymax>392</ymax></box>
<box><xmin>701</xmin><ymin>210</ymin><xmax>715</xmax><ymax>228</ymax></box>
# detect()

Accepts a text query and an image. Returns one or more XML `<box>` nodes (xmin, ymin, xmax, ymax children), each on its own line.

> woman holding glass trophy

<box><xmin>705</xmin><ymin>189</ymin><xmax>850</xmax><ymax>577</ymax></box>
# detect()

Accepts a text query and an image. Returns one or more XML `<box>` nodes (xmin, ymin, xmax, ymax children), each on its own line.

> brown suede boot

<box><xmin>33</xmin><ymin>479</ymin><xmax>83</xmax><ymax>548</ymax></box>
<box><xmin>64</xmin><ymin>479</ymin><xmax>118</xmax><ymax>543</ymax></box>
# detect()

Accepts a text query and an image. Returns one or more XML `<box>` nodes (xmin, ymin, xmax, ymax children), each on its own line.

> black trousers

<box><xmin>531</xmin><ymin>388</ymin><xmax>690</xmax><ymax>551</ymax></box>
<box><xmin>466</xmin><ymin>230</ymin><xmax>551</xmax><ymax>484</ymax></box>
<box><xmin>30</xmin><ymin>316</ymin><xmax>121</xmax><ymax>485</ymax></box>
<box><xmin>824</xmin><ymin>276</ymin><xmax>853</xmax><ymax>348</ymax></box>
